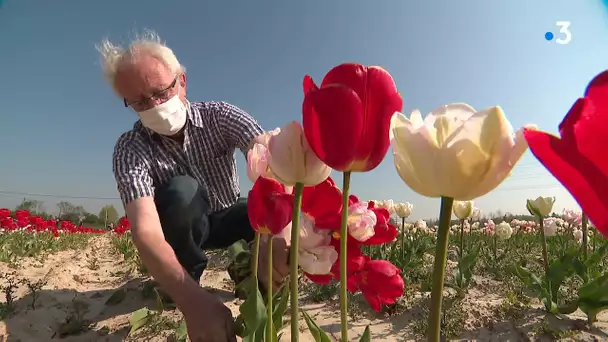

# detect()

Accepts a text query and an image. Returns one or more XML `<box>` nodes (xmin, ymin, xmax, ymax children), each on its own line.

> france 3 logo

<box><xmin>544</xmin><ymin>21</ymin><xmax>572</xmax><ymax>45</ymax></box>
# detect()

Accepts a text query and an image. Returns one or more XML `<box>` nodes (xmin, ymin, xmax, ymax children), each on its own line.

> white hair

<box><xmin>96</xmin><ymin>30</ymin><xmax>186</xmax><ymax>92</ymax></box>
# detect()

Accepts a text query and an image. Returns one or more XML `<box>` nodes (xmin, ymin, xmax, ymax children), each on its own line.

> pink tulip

<box><xmin>246</xmin><ymin>128</ymin><xmax>281</xmax><ymax>182</ymax></box>
<box><xmin>277</xmin><ymin>215</ymin><xmax>338</xmax><ymax>275</ymax></box>
<box><xmin>347</xmin><ymin>201</ymin><xmax>377</xmax><ymax>242</ymax></box>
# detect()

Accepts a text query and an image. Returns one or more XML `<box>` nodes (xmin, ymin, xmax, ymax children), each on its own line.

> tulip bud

<box><xmin>526</xmin><ymin>196</ymin><xmax>555</xmax><ymax>217</ymax></box>
<box><xmin>453</xmin><ymin>201</ymin><xmax>474</xmax><ymax>220</ymax></box>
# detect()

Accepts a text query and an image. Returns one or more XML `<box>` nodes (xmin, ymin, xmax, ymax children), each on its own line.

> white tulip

<box><xmin>527</xmin><ymin>196</ymin><xmax>555</xmax><ymax>217</ymax></box>
<box><xmin>394</xmin><ymin>202</ymin><xmax>413</xmax><ymax>218</ymax></box>
<box><xmin>453</xmin><ymin>201</ymin><xmax>474</xmax><ymax>220</ymax></box>
<box><xmin>495</xmin><ymin>222</ymin><xmax>513</xmax><ymax>240</ymax></box>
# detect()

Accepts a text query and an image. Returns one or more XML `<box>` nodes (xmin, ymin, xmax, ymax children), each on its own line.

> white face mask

<box><xmin>137</xmin><ymin>88</ymin><xmax>187</xmax><ymax>136</ymax></box>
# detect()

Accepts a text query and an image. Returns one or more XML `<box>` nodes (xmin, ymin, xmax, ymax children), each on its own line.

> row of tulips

<box><xmin>0</xmin><ymin>208</ymin><xmax>131</xmax><ymax>235</ymax></box>
<box><xmin>238</xmin><ymin>61</ymin><xmax>608</xmax><ymax>341</ymax></box>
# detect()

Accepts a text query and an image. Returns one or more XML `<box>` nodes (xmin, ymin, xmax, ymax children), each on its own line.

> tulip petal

<box><xmin>454</xmin><ymin>107</ymin><xmax>523</xmax><ymax>199</ymax></box>
<box><xmin>247</xmin><ymin>177</ymin><xmax>294</xmax><ymax>235</ymax></box>
<box><xmin>301</xmin><ymin>178</ymin><xmax>343</xmax><ymax>229</ymax></box>
<box><xmin>390</xmin><ymin>112</ymin><xmax>441</xmax><ymax>197</ymax></box>
<box><xmin>425</xmin><ymin>103</ymin><xmax>477</xmax><ymax>144</ymax></box>
<box><xmin>303</xmin><ymin>85</ymin><xmax>364</xmax><ymax>170</ymax></box>
<box><xmin>524</xmin><ymin>98</ymin><xmax>608</xmax><ymax>235</ymax></box>
<box><xmin>268</xmin><ymin>122</ymin><xmax>304</xmax><ymax>185</ymax></box>
<box><xmin>322</xmin><ymin>64</ymin><xmax>403</xmax><ymax>171</ymax></box>
<box><xmin>303</xmin><ymin>75</ymin><xmax>319</xmax><ymax>95</ymax></box>
<box><xmin>583</xmin><ymin>70</ymin><xmax>608</xmax><ymax>109</ymax></box>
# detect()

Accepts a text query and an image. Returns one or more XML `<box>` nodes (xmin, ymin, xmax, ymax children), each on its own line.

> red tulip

<box><xmin>349</xmin><ymin>258</ymin><xmax>405</xmax><ymax>312</ymax></box>
<box><xmin>523</xmin><ymin>70</ymin><xmax>608</xmax><ymax>235</ymax></box>
<box><xmin>247</xmin><ymin>176</ymin><xmax>294</xmax><ymax>235</ymax></box>
<box><xmin>302</xmin><ymin>63</ymin><xmax>403</xmax><ymax>172</ymax></box>
<box><xmin>299</xmin><ymin>177</ymin><xmax>343</xmax><ymax>229</ymax></box>
<box><xmin>358</xmin><ymin>205</ymin><xmax>398</xmax><ymax>246</ymax></box>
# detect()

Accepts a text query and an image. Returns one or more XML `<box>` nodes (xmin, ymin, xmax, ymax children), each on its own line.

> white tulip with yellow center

<box><xmin>526</xmin><ymin>196</ymin><xmax>555</xmax><ymax>218</ymax></box>
<box><xmin>389</xmin><ymin>103</ymin><xmax>534</xmax><ymax>200</ymax></box>
<box><xmin>453</xmin><ymin>200</ymin><xmax>474</xmax><ymax>220</ymax></box>
<box><xmin>394</xmin><ymin>202</ymin><xmax>413</xmax><ymax>218</ymax></box>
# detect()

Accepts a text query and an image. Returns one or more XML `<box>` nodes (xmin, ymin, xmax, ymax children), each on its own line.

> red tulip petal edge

<box><xmin>523</xmin><ymin>70</ymin><xmax>608</xmax><ymax>236</ymax></box>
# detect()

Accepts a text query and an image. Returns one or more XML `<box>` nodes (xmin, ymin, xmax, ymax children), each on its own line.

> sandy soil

<box><xmin>1</xmin><ymin>236</ymin><xmax>607</xmax><ymax>342</ymax></box>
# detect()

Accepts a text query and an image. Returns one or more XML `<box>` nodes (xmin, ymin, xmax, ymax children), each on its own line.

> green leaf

<box><xmin>239</xmin><ymin>278</ymin><xmax>267</xmax><ymax>340</ymax></box>
<box><xmin>234</xmin><ymin>314</ymin><xmax>246</xmax><ymax>337</ymax></box>
<box><xmin>265</xmin><ymin>318</ymin><xmax>279</xmax><ymax>342</ymax></box>
<box><xmin>104</xmin><ymin>288</ymin><xmax>126</xmax><ymax>305</ymax></box>
<box><xmin>242</xmin><ymin>318</ymin><xmax>267</xmax><ymax>342</ymax></box>
<box><xmin>359</xmin><ymin>325</ymin><xmax>371</xmax><ymax>342</ymax></box>
<box><xmin>272</xmin><ymin>284</ymin><xmax>290</xmax><ymax>330</ymax></box>
<box><xmin>511</xmin><ymin>265</ymin><xmax>555</xmax><ymax>312</ymax></box>
<box><xmin>128</xmin><ymin>308</ymin><xmax>152</xmax><ymax>336</ymax></box>
<box><xmin>174</xmin><ymin>320</ymin><xmax>188</xmax><ymax>342</ymax></box>
<box><xmin>578</xmin><ymin>273</ymin><xmax>608</xmax><ymax>323</ymax></box>
<box><xmin>235</xmin><ymin>275</ymin><xmax>256</xmax><ymax>300</ymax></box>
<box><xmin>547</xmin><ymin>249</ymin><xmax>577</xmax><ymax>301</ymax></box>
<box><xmin>227</xmin><ymin>239</ymin><xmax>251</xmax><ymax>262</ymax></box>
<box><xmin>302</xmin><ymin>310</ymin><xmax>331</xmax><ymax>342</ymax></box>
<box><xmin>153</xmin><ymin>288</ymin><xmax>164</xmax><ymax>312</ymax></box>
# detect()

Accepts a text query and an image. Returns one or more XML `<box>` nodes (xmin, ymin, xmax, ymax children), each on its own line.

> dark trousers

<box><xmin>154</xmin><ymin>175</ymin><xmax>255</xmax><ymax>282</ymax></box>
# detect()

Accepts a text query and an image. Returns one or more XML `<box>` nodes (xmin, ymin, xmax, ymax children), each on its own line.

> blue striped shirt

<box><xmin>112</xmin><ymin>101</ymin><xmax>263</xmax><ymax>212</ymax></box>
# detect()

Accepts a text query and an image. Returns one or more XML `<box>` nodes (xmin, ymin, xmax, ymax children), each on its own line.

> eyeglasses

<box><xmin>124</xmin><ymin>77</ymin><xmax>178</xmax><ymax>111</ymax></box>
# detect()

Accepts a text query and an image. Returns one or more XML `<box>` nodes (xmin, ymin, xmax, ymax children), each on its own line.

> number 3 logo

<box><xmin>555</xmin><ymin>21</ymin><xmax>572</xmax><ymax>45</ymax></box>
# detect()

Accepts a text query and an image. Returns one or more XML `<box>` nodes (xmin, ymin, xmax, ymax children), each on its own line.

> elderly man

<box><xmin>97</xmin><ymin>31</ymin><xmax>288</xmax><ymax>342</ymax></box>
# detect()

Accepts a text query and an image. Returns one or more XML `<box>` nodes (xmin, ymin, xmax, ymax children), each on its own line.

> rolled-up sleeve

<box><xmin>216</xmin><ymin>102</ymin><xmax>264</xmax><ymax>155</ymax></box>
<box><xmin>112</xmin><ymin>133</ymin><xmax>155</xmax><ymax>208</ymax></box>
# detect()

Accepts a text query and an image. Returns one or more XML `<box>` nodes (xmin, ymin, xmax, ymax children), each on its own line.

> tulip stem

<box><xmin>427</xmin><ymin>196</ymin><xmax>454</xmax><ymax>342</ymax></box>
<box><xmin>400</xmin><ymin>217</ymin><xmax>406</xmax><ymax>259</ymax></box>
<box><xmin>289</xmin><ymin>182</ymin><xmax>304</xmax><ymax>342</ymax></box>
<box><xmin>539</xmin><ymin>218</ymin><xmax>549</xmax><ymax>273</ymax></box>
<box><xmin>266</xmin><ymin>236</ymin><xmax>274</xmax><ymax>341</ymax></box>
<box><xmin>459</xmin><ymin>219</ymin><xmax>464</xmax><ymax>258</ymax></box>
<box><xmin>252</xmin><ymin>233</ymin><xmax>261</xmax><ymax>278</ymax></box>
<box><xmin>582</xmin><ymin>214</ymin><xmax>588</xmax><ymax>261</ymax></box>
<box><xmin>339</xmin><ymin>171</ymin><xmax>352</xmax><ymax>342</ymax></box>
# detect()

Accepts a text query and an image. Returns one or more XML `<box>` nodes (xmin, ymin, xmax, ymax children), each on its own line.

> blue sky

<box><xmin>0</xmin><ymin>0</ymin><xmax>607</xmax><ymax>220</ymax></box>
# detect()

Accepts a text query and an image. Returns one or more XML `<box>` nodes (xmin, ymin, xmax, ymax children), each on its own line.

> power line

<box><xmin>0</xmin><ymin>191</ymin><xmax>119</xmax><ymax>200</ymax></box>
<box><xmin>0</xmin><ymin>180</ymin><xmax>567</xmax><ymax>201</ymax></box>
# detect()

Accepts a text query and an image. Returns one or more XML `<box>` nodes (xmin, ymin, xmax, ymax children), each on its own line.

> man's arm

<box><xmin>113</xmin><ymin>139</ymin><xmax>201</xmax><ymax>309</ymax></box>
<box><xmin>217</xmin><ymin>102</ymin><xmax>266</xmax><ymax>158</ymax></box>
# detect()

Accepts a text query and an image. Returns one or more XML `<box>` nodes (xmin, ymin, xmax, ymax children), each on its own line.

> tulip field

<box><xmin>1</xmin><ymin>201</ymin><xmax>608</xmax><ymax>341</ymax></box>
<box><xmin>2</xmin><ymin>64</ymin><xmax>608</xmax><ymax>342</ymax></box>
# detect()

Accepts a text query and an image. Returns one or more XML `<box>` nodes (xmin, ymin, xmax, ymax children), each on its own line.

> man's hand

<box><xmin>181</xmin><ymin>287</ymin><xmax>237</xmax><ymax>342</ymax></box>
<box><xmin>258</xmin><ymin>235</ymin><xmax>290</xmax><ymax>293</ymax></box>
